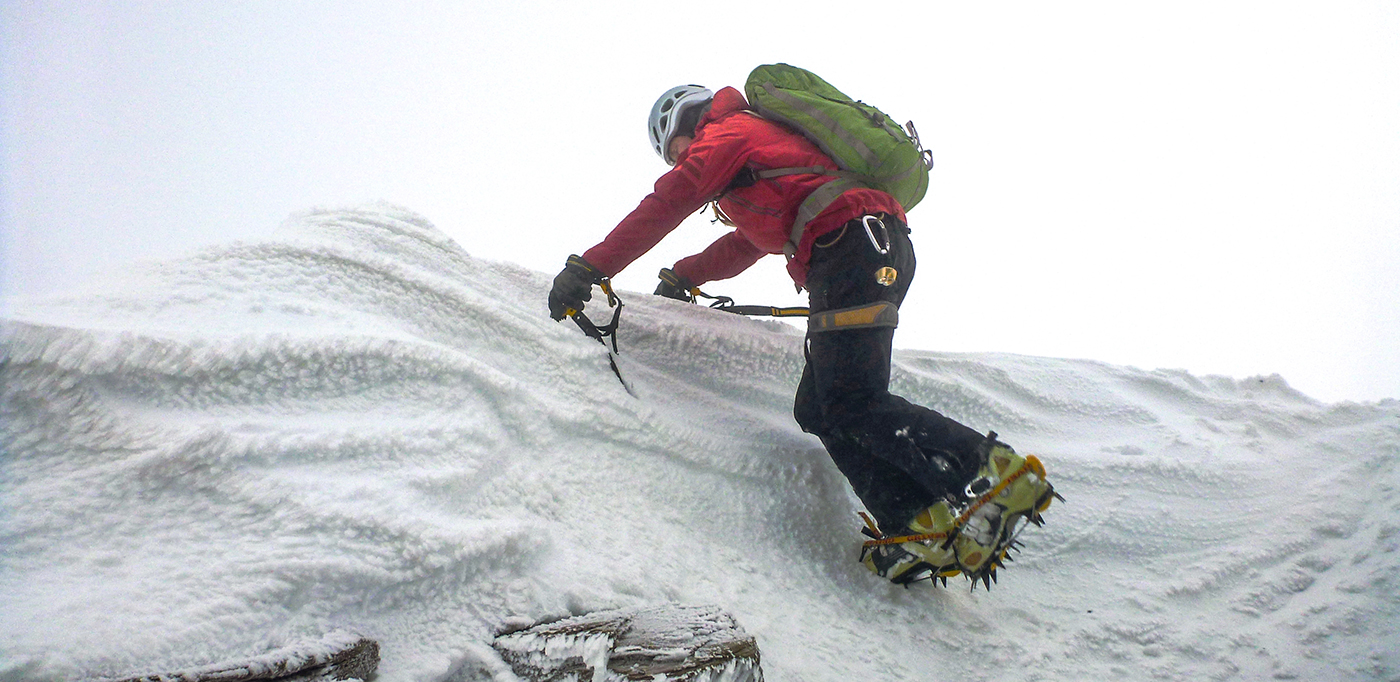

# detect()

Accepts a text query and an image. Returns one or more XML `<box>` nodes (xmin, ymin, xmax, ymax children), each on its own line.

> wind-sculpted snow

<box><xmin>2</xmin><ymin>204</ymin><xmax>1397</xmax><ymax>681</ymax></box>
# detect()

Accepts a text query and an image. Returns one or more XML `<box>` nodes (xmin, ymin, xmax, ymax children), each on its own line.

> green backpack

<box><xmin>743</xmin><ymin>63</ymin><xmax>933</xmax><ymax>258</ymax></box>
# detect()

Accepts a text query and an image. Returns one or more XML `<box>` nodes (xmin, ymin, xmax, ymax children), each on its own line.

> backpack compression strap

<box><xmin>753</xmin><ymin>79</ymin><xmax>881</xmax><ymax>260</ymax></box>
<box><xmin>745</xmin><ymin>166</ymin><xmax>869</xmax><ymax>261</ymax></box>
<box><xmin>759</xmin><ymin>81</ymin><xmax>882</xmax><ymax>169</ymax></box>
<box><xmin>725</xmin><ymin>109</ymin><xmax>875</xmax><ymax>260</ymax></box>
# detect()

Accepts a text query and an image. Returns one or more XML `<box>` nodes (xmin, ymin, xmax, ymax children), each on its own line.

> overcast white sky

<box><xmin>3</xmin><ymin>1</ymin><xmax>1397</xmax><ymax>402</ymax></box>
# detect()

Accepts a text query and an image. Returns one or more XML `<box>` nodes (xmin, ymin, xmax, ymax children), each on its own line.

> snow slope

<box><xmin>2</xmin><ymin>204</ymin><xmax>1397</xmax><ymax>681</ymax></box>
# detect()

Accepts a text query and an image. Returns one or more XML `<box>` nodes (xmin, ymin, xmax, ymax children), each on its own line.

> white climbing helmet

<box><xmin>648</xmin><ymin>84</ymin><xmax>713</xmax><ymax>165</ymax></box>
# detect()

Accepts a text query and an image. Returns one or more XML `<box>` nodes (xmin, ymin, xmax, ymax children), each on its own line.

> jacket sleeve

<box><xmin>580</xmin><ymin>122</ymin><xmax>752</xmax><ymax>278</ymax></box>
<box><xmin>671</xmin><ymin>232</ymin><xmax>766</xmax><ymax>286</ymax></box>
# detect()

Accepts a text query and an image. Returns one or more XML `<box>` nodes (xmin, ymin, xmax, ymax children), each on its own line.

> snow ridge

<box><xmin>2</xmin><ymin>204</ymin><xmax>1397</xmax><ymax>681</ymax></box>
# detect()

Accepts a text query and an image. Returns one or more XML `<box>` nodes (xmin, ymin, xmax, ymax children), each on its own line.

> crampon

<box><xmin>859</xmin><ymin>436</ymin><xmax>1064</xmax><ymax>590</ymax></box>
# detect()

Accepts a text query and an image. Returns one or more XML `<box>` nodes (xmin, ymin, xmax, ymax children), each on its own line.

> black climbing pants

<box><xmin>794</xmin><ymin>215</ymin><xmax>987</xmax><ymax>533</ymax></box>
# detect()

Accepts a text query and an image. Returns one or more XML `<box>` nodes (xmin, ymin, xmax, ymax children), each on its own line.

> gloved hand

<box><xmin>653</xmin><ymin>267</ymin><xmax>695</xmax><ymax>303</ymax></box>
<box><xmin>549</xmin><ymin>255</ymin><xmax>605</xmax><ymax>321</ymax></box>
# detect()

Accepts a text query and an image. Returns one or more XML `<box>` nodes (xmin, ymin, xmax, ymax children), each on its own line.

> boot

<box><xmin>861</xmin><ymin>434</ymin><xmax>1060</xmax><ymax>588</ymax></box>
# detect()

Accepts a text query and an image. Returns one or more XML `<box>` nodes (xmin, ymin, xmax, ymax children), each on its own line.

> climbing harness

<box><xmin>807</xmin><ymin>302</ymin><xmax>898</xmax><ymax>333</ymax></box>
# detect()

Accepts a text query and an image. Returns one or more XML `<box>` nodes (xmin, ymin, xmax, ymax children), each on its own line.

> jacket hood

<box><xmin>695</xmin><ymin>87</ymin><xmax>750</xmax><ymax>133</ymax></box>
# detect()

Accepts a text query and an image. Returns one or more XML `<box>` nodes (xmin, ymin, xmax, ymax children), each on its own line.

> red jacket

<box><xmin>581</xmin><ymin>87</ymin><xmax>906</xmax><ymax>287</ymax></box>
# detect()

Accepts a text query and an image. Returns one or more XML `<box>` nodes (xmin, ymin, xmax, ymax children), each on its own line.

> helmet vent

<box><xmin>647</xmin><ymin>84</ymin><xmax>713</xmax><ymax>164</ymax></box>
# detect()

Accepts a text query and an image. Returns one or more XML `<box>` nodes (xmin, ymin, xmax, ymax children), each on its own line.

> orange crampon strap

<box><xmin>860</xmin><ymin>456</ymin><xmax>1045</xmax><ymax>549</ymax></box>
<box><xmin>862</xmin><ymin>529</ymin><xmax>953</xmax><ymax>548</ymax></box>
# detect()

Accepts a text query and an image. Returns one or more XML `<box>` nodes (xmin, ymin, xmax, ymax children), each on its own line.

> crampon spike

<box><xmin>858</xmin><ymin>511</ymin><xmax>883</xmax><ymax>540</ymax></box>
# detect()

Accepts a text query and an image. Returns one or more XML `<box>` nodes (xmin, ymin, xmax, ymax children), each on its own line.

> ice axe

<box><xmin>565</xmin><ymin>280</ymin><xmax>636</xmax><ymax>397</ymax></box>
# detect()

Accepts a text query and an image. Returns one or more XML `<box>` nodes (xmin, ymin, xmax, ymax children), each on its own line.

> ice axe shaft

<box><xmin>566</xmin><ymin>289</ymin><xmax>635</xmax><ymax>396</ymax></box>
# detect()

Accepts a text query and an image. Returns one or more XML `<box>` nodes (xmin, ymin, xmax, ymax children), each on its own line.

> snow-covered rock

<box><xmin>92</xmin><ymin>631</ymin><xmax>377</xmax><ymax>682</ymax></box>
<box><xmin>490</xmin><ymin>604</ymin><xmax>759</xmax><ymax>682</ymax></box>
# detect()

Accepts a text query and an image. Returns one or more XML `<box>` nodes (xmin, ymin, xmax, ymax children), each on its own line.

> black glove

<box><xmin>653</xmin><ymin>267</ymin><xmax>695</xmax><ymax>303</ymax></box>
<box><xmin>549</xmin><ymin>255</ymin><xmax>605</xmax><ymax>321</ymax></box>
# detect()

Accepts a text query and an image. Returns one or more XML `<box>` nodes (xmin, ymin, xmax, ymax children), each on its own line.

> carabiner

<box><xmin>862</xmin><ymin>215</ymin><xmax>891</xmax><ymax>255</ymax></box>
